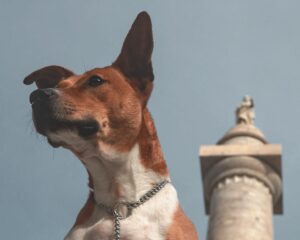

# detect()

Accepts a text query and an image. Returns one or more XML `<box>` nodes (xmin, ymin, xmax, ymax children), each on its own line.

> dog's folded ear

<box><xmin>113</xmin><ymin>11</ymin><xmax>154</xmax><ymax>98</ymax></box>
<box><xmin>23</xmin><ymin>65</ymin><xmax>74</xmax><ymax>89</ymax></box>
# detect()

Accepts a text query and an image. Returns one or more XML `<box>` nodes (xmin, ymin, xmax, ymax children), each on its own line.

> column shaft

<box><xmin>207</xmin><ymin>176</ymin><xmax>273</xmax><ymax>240</ymax></box>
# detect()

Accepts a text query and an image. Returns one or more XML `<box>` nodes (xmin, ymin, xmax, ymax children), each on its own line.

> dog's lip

<box><xmin>47</xmin><ymin>118</ymin><xmax>99</xmax><ymax>136</ymax></box>
<box><xmin>35</xmin><ymin>116</ymin><xmax>100</xmax><ymax>138</ymax></box>
<box><xmin>43</xmin><ymin>119</ymin><xmax>99</xmax><ymax>149</ymax></box>
<box><xmin>77</xmin><ymin>120</ymin><xmax>99</xmax><ymax>137</ymax></box>
<box><xmin>31</xmin><ymin>99</ymin><xmax>100</xmax><ymax>137</ymax></box>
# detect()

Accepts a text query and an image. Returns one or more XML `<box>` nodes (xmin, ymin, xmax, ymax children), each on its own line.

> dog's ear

<box><xmin>23</xmin><ymin>65</ymin><xmax>74</xmax><ymax>89</ymax></box>
<box><xmin>113</xmin><ymin>11</ymin><xmax>154</xmax><ymax>101</ymax></box>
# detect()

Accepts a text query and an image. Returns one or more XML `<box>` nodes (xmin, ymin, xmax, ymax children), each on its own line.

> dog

<box><xmin>24</xmin><ymin>11</ymin><xmax>198</xmax><ymax>240</ymax></box>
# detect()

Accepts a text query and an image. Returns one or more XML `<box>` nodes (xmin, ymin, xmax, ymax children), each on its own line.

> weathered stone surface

<box><xmin>199</xmin><ymin>96</ymin><xmax>283</xmax><ymax>240</ymax></box>
<box><xmin>207</xmin><ymin>176</ymin><xmax>273</xmax><ymax>240</ymax></box>
<box><xmin>200</xmin><ymin>145</ymin><xmax>282</xmax><ymax>177</ymax></box>
<box><xmin>200</xmin><ymin>146</ymin><xmax>282</xmax><ymax>214</ymax></box>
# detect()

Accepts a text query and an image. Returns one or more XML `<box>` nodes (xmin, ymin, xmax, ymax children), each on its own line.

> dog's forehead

<box><xmin>56</xmin><ymin>74</ymin><xmax>83</xmax><ymax>88</ymax></box>
<box><xmin>56</xmin><ymin>67</ymin><xmax>127</xmax><ymax>89</ymax></box>
<box><xmin>84</xmin><ymin>67</ymin><xmax>127</xmax><ymax>83</ymax></box>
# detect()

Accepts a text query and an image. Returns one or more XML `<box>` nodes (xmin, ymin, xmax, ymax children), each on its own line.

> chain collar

<box><xmin>90</xmin><ymin>180</ymin><xmax>169</xmax><ymax>240</ymax></box>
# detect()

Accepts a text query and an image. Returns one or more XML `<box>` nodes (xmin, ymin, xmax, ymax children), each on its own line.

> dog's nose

<box><xmin>29</xmin><ymin>89</ymin><xmax>56</xmax><ymax>104</ymax></box>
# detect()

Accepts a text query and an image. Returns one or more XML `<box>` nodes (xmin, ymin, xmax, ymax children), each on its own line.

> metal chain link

<box><xmin>94</xmin><ymin>180</ymin><xmax>169</xmax><ymax>240</ymax></box>
<box><xmin>113</xmin><ymin>213</ymin><xmax>121</xmax><ymax>240</ymax></box>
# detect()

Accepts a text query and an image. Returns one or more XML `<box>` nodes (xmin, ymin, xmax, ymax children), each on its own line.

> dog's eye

<box><xmin>88</xmin><ymin>76</ymin><xmax>106</xmax><ymax>87</ymax></box>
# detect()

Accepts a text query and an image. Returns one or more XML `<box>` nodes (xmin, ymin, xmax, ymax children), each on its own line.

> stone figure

<box><xmin>235</xmin><ymin>95</ymin><xmax>255</xmax><ymax>125</ymax></box>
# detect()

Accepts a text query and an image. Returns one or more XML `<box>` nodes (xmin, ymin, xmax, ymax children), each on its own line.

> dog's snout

<box><xmin>30</xmin><ymin>88</ymin><xmax>56</xmax><ymax>104</ymax></box>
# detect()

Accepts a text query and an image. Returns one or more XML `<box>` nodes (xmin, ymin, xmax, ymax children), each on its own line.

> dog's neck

<box><xmin>83</xmin><ymin>108</ymin><xmax>169</xmax><ymax>206</ymax></box>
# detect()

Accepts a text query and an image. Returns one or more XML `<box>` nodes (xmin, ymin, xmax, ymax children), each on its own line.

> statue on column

<box><xmin>235</xmin><ymin>95</ymin><xmax>255</xmax><ymax>125</ymax></box>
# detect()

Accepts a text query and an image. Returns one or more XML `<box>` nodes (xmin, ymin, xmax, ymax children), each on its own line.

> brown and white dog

<box><xmin>24</xmin><ymin>12</ymin><xmax>198</xmax><ymax>240</ymax></box>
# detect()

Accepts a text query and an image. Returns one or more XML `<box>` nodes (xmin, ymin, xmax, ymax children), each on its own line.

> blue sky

<box><xmin>1</xmin><ymin>0</ymin><xmax>299</xmax><ymax>239</ymax></box>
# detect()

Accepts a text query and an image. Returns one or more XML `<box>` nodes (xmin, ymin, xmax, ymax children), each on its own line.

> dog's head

<box><xmin>24</xmin><ymin>12</ymin><xmax>154</xmax><ymax>159</ymax></box>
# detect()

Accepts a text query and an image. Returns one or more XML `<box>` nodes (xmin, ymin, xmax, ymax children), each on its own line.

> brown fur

<box><xmin>138</xmin><ymin>108</ymin><xmax>169</xmax><ymax>176</ymax></box>
<box><xmin>24</xmin><ymin>11</ymin><xmax>198</xmax><ymax>239</ymax></box>
<box><xmin>167</xmin><ymin>206</ymin><xmax>199</xmax><ymax>240</ymax></box>
<box><xmin>73</xmin><ymin>193</ymin><xmax>95</xmax><ymax>227</ymax></box>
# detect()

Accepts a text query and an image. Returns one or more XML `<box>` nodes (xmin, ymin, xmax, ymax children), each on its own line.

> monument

<box><xmin>200</xmin><ymin>96</ymin><xmax>283</xmax><ymax>240</ymax></box>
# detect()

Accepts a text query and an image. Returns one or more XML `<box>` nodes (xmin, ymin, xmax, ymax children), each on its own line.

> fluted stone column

<box><xmin>200</xmin><ymin>96</ymin><xmax>283</xmax><ymax>240</ymax></box>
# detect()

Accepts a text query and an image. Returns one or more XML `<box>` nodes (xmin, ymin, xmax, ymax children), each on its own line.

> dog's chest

<box><xmin>66</xmin><ymin>185</ymin><xmax>178</xmax><ymax>240</ymax></box>
<box><xmin>85</xmin><ymin>215</ymin><xmax>164</xmax><ymax>240</ymax></box>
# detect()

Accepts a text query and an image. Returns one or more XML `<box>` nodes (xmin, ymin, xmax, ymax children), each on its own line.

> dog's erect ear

<box><xmin>113</xmin><ymin>11</ymin><xmax>154</xmax><ymax>99</ymax></box>
<box><xmin>23</xmin><ymin>65</ymin><xmax>74</xmax><ymax>89</ymax></box>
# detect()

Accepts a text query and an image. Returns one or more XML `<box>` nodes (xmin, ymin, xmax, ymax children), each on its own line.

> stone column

<box><xmin>200</xmin><ymin>96</ymin><xmax>283</xmax><ymax>240</ymax></box>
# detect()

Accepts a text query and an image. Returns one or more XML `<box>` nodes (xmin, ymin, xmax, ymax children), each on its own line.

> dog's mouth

<box><xmin>32</xmin><ymin>103</ymin><xmax>99</xmax><ymax>138</ymax></box>
<box><xmin>37</xmin><ymin>117</ymin><xmax>100</xmax><ymax>149</ymax></box>
<box><xmin>75</xmin><ymin>119</ymin><xmax>100</xmax><ymax>137</ymax></box>
<box><xmin>35</xmin><ymin>116</ymin><xmax>100</xmax><ymax>137</ymax></box>
<box><xmin>30</xmin><ymin>90</ymin><xmax>100</xmax><ymax>138</ymax></box>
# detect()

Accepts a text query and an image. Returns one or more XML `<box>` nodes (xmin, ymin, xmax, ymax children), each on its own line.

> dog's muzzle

<box><xmin>30</xmin><ymin>89</ymin><xmax>99</xmax><ymax>137</ymax></box>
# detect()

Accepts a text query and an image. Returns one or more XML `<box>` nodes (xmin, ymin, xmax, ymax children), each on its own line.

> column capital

<box><xmin>200</xmin><ymin>144</ymin><xmax>283</xmax><ymax>214</ymax></box>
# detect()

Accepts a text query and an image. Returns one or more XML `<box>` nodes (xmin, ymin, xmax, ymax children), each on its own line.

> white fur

<box><xmin>48</xmin><ymin>130</ymin><xmax>178</xmax><ymax>240</ymax></box>
<box><xmin>65</xmin><ymin>183</ymin><xmax>178</xmax><ymax>240</ymax></box>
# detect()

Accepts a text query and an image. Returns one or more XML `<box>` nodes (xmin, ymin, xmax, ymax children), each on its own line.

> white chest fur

<box><xmin>65</xmin><ymin>184</ymin><xmax>178</xmax><ymax>240</ymax></box>
<box><xmin>61</xmin><ymin>142</ymin><xmax>178</xmax><ymax>240</ymax></box>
